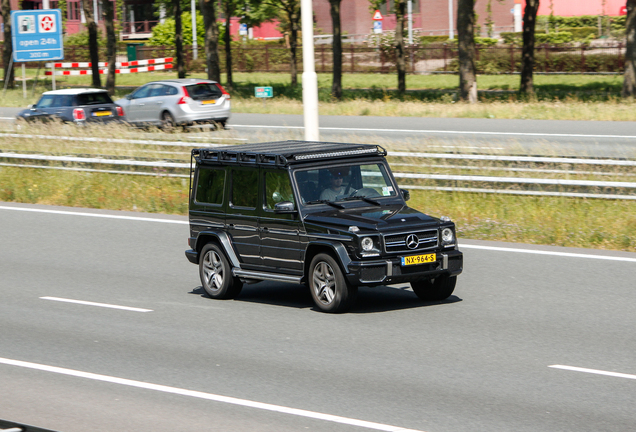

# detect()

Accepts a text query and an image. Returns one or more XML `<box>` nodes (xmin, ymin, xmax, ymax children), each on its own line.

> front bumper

<box><xmin>345</xmin><ymin>249</ymin><xmax>463</xmax><ymax>286</ymax></box>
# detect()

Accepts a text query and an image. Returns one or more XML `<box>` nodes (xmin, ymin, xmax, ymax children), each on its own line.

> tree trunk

<box><xmin>457</xmin><ymin>0</ymin><xmax>477</xmax><ymax>102</ymax></box>
<box><xmin>623</xmin><ymin>0</ymin><xmax>636</xmax><ymax>98</ymax></box>
<box><xmin>103</xmin><ymin>0</ymin><xmax>117</xmax><ymax>95</ymax></box>
<box><xmin>395</xmin><ymin>0</ymin><xmax>406</xmax><ymax>94</ymax></box>
<box><xmin>329</xmin><ymin>0</ymin><xmax>342</xmax><ymax>99</ymax></box>
<box><xmin>224</xmin><ymin>1</ymin><xmax>234</xmax><ymax>89</ymax></box>
<box><xmin>174</xmin><ymin>0</ymin><xmax>185</xmax><ymax>78</ymax></box>
<box><xmin>200</xmin><ymin>0</ymin><xmax>221</xmax><ymax>82</ymax></box>
<box><xmin>82</xmin><ymin>0</ymin><xmax>102</xmax><ymax>88</ymax></box>
<box><xmin>520</xmin><ymin>0</ymin><xmax>540</xmax><ymax>96</ymax></box>
<box><xmin>288</xmin><ymin>6</ymin><xmax>299</xmax><ymax>87</ymax></box>
<box><xmin>1</xmin><ymin>0</ymin><xmax>14</xmax><ymax>89</ymax></box>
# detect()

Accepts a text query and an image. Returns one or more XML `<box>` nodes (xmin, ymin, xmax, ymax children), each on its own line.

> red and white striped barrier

<box><xmin>44</xmin><ymin>57</ymin><xmax>174</xmax><ymax>75</ymax></box>
<box><xmin>45</xmin><ymin>63</ymin><xmax>173</xmax><ymax>76</ymax></box>
<box><xmin>44</xmin><ymin>57</ymin><xmax>174</xmax><ymax>68</ymax></box>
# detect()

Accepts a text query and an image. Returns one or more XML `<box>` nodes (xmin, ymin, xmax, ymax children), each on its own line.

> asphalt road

<box><xmin>2</xmin><ymin>108</ymin><xmax>636</xmax><ymax>158</ymax></box>
<box><xmin>1</xmin><ymin>202</ymin><xmax>635</xmax><ymax>432</ymax></box>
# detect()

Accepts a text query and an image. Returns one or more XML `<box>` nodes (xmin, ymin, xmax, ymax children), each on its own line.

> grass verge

<box><xmin>2</xmin><ymin>72</ymin><xmax>636</xmax><ymax>121</ymax></box>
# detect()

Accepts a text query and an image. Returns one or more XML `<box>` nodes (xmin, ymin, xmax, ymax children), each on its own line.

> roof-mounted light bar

<box><xmin>294</xmin><ymin>147</ymin><xmax>379</xmax><ymax>161</ymax></box>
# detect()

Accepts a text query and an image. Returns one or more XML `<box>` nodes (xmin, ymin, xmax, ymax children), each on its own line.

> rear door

<box><xmin>184</xmin><ymin>82</ymin><xmax>224</xmax><ymax>115</ymax></box>
<box><xmin>227</xmin><ymin>167</ymin><xmax>262</xmax><ymax>269</ymax></box>
<box><xmin>77</xmin><ymin>92</ymin><xmax>116</xmax><ymax>120</ymax></box>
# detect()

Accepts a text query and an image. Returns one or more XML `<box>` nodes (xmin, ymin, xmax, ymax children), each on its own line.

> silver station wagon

<box><xmin>116</xmin><ymin>78</ymin><xmax>231</xmax><ymax>131</ymax></box>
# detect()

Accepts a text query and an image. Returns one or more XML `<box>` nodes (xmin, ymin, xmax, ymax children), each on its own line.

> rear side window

<box><xmin>231</xmin><ymin>169</ymin><xmax>258</xmax><ymax>208</ymax></box>
<box><xmin>186</xmin><ymin>83</ymin><xmax>223</xmax><ymax>100</ymax></box>
<box><xmin>77</xmin><ymin>92</ymin><xmax>113</xmax><ymax>105</ymax></box>
<box><xmin>195</xmin><ymin>168</ymin><xmax>225</xmax><ymax>205</ymax></box>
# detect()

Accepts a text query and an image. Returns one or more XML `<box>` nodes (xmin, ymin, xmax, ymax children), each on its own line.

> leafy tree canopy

<box><xmin>146</xmin><ymin>12</ymin><xmax>220</xmax><ymax>46</ymax></box>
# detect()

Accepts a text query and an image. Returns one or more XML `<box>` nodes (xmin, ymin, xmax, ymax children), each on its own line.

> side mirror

<box><xmin>401</xmin><ymin>189</ymin><xmax>411</xmax><ymax>201</ymax></box>
<box><xmin>29</xmin><ymin>104</ymin><xmax>36</xmax><ymax>110</ymax></box>
<box><xmin>126</xmin><ymin>94</ymin><xmax>132</xmax><ymax>100</ymax></box>
<box><xmin>274</xmin><ymin>201</ymin><xmax>296</xmax><ymax>214</ymax></box>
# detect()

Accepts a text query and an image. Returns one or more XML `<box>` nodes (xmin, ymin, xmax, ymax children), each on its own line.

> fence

<box><xmin>0</xmin><ymin>44</ymin><xmax>627</xmax><ymax>75</ymax></box>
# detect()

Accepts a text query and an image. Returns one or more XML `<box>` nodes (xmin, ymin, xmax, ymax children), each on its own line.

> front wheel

<box><xmin>309</xmin><ymin>253</ymin><xmax>357</xmax><ymax>313</ymax></box>
<box><xmin>199</xmin><ymin>243</ymin><xmax>242</xmax><ymax>299</ymax></box>
<box><xmin>411</xmin><ymin>275</ymin><xmax>456</xmax><ymax>301</ymax></box>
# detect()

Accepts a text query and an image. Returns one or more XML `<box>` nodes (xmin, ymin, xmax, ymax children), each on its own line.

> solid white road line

<box><xmin>460</xmin><ymin>244</ymin><xmax>636</xmax><ymax>263</ymax></box>
<box><xmin>231</xmin><ymin>124</ymin><xmax>636</xmax><ymax>140</ymax></box>
<box><xmin>2</xmin><ymin>205</ymin><xmax>635</xmax><ymax>263</ymax></box>
<box><xmin>0</xmin><ymin>357</ymin><xmax>423</xmax><ymax>432</ymax></box>
<box><xmin>40</xmin><ymin>297</ymin><xmax>152</xmax><ymax>312</ymax></box>
<box><xmin>550</xmin><ymin>365</ymin><xmax>636</xmax><ymax>381</ymax></box>
<box><xmin>0</xmin><ymin>205</ymin><xmax>188</xmax><ymax>224</ymax></box>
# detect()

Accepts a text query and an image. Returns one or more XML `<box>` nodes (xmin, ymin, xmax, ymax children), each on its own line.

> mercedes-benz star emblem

<box><xmin>406</xmin><ymin>234</ymin><xmax>419</xmax><ymax>249</ymax></box>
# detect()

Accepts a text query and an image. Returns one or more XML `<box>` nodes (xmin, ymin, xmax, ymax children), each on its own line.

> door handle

<box><xmin>138</xmin><ymin>103</ymin><xmax>145</xmax><ymax>106</ymax></box>
<box><xmin>156</xmin><ymin>101</ymin><xmax>163</xmax><ymax>104</ymax></box>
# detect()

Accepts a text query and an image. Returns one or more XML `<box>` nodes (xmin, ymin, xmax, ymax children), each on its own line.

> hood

<box><xmin>303</xmin><ymin>204</ymin><xmax>439</xmax><ymax>232</ymax></box>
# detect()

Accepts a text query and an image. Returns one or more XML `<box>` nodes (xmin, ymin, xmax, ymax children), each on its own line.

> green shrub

<box><xmin>475</xmin><ymin>37</ymin><xmax>498</xmax><ymax>46</ymax></box>
<box><xmin>419</xmin><ymin>35</ymin><xmax>452</xmax><ymax>45</ymax></box>
<box><xmin>536</xmin><ymin>31</ymin><xmax>573</xmax><ymax>44</ymax></box>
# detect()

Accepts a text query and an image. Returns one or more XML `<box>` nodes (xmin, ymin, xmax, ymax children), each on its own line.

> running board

<box><xmin>232</xmin><ymin>269</ymin><xmax>303</xmax><ymax>284</ymax></box>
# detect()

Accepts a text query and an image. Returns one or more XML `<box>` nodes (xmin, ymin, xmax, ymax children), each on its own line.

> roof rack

<box><xmin>192</xmin><ymin>141</ymin><xmax>386</xmax><ymax>167</ymax></box>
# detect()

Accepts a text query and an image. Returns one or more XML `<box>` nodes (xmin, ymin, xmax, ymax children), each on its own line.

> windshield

<box><xmin>295</xmin><ymin>162</ymin><xmax>397</xmax><ymax>205</ymax></box>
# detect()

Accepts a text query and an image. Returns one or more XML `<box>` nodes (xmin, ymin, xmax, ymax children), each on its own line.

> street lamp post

<box><xmin>301</xmin><ymin>0</ymin><xmax>319</xmax><ymax>141</ymax></box>
<box><xmin>191</xmin><ymin>0</ymin><xmax>198</xmax><ymax>60</ymax></box>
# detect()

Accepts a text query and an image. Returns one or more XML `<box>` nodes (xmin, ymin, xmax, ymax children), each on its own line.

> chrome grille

<box><xmin>383</xmin><ymin>229</ymin><xmax>438</xmax><ymax>253</ymax></box>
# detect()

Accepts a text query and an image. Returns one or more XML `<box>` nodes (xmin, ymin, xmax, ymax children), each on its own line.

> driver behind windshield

<box><xmin>320</xmin><ymin>167</ymin><xmax>348</xmax><ymax>201</ymax></box>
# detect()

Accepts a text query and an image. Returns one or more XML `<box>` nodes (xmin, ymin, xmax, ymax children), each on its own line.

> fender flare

<box><xmin>195</xmin><ymin>231</ymin><xmax>242</xmax><ymax>269</ymax></box>
<box><xmin>305</xmin><ymin>240</ymin><xmax>352</xmax><ymax>274</ymax></box>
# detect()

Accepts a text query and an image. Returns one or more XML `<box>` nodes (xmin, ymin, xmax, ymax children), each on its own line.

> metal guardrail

<box><xmin>1</xmin><ymin>150</ymin><xmax>635</xmax><ymax>200</ymax></box>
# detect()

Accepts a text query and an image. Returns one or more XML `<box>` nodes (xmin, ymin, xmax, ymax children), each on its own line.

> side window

<box><xmin>231</xmin><ymin>169</ymin><xmax>258</xmax><ymax>208</ymax></box>
<box><xmin>131</xmin><ymin>86</ymin><xmax>151</xmax><ymax>99</ymax></box>
<box><xmin>195</xmin><ymin>168</ymin><xmax>225</xmax><ymax>205</ymax></box>
<box><xmin>36</xmin><ymin>95</ymin><xmax>55</xmax><ymax>108</ymax></box>
<box><xmin>264</xmin><ymin>170</ymin><xmax>295</xmax><ymax>210</ymax></box>
<box><xmin>166</xmin><ymin>85</ymin><xmax>178</xmax><ymax>96</ymax></box>
<box><xmin>149</xmin><ymin>84</ymin><xmax>165</xmax><ymax>97</ymax></box>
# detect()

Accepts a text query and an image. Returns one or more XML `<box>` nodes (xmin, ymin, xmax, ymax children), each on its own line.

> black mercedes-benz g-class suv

<box><xmin>185</xmin><ymin>141</ymin><xmax>463</xmax><ymax>313</ymax></box>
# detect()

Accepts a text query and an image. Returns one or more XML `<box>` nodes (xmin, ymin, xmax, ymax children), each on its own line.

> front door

<box><xmin>259</xmin><ymin>169</ymin><xmax>303</xmax><ymax>274</ymax></box>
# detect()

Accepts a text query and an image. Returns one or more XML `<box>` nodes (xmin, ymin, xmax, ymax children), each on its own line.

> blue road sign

<box><xmin>373</xmin><ymin>20</ymin><xmax>383</xmax><ymax>34</ymax></box>
<box><xmin>11</xmin><ymin>9</ymin><xmax>64</xmax><ymax>62</ymax></box>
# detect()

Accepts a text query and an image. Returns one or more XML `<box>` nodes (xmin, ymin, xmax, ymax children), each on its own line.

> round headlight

<box><xmin>442</xmin><ymin>228</ymin><xmax>454</xmax><ymax>243</ymax></box>
<box><xmin>361</xmin><ymin>237</ymin><xmax>374</xmax><ymax>251</ymax></box>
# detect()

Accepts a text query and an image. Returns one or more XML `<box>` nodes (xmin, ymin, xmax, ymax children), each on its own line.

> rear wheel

<box><xmin>161</xmin><ymin>111</ymin><xmax>176</xmax><ymax>132</ymax></box>
<box><xmin>309</xmin><ymin>253</ymin><xmax>357</xmax><ymax>313</ymax></box>
<box><xmin>411</xmin><ymin>275</ymin><xmax>456</xmax><ymax>301</ymax></box>
<box><xmin>199</xmin><ymin>243</ymin><xmax>243</xmax><ymax>299</ymax></box>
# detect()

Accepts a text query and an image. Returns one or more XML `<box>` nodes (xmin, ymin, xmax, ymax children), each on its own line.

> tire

<box><xmin>309</xmin><ymin>253</ymin><xmax>357</xmax><ymax>313</ymax></box>
<box><xmin>199</xmin><ymin>243</ymin><xmax>243</xmax><ymax>299</ymax></box>
<box><xmin>161</xmin><ymin>111</ymin><xmax>176</xmax><ymax>132</ymax></box>
<box><xmin>411</xmin><ymin>275</ymin><xmax>457</xmax><ymax>301</ymax></box>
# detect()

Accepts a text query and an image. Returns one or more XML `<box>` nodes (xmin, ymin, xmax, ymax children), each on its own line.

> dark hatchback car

<box><xmin>185</xmin><ymin>141</ymin><xmax>463</xmax><ymax>313</ymax></box>
<box><xmin>16</xmin><ymin>88</ymin><xmax>125</xmax><ymax>125</ymax></box>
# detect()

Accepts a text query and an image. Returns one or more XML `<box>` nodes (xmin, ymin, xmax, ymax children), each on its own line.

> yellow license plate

<box><xmin>401</xmin><ymin>253</ymin><xmax>436</xmax><ymax>266</ymax></box>
<box><xmin>94</xmin><ymin>111</ymin><xmax>111</xmax><ymax>117</ymax></box>
<box><xmin>202</xmin><ymin>100</ymin><xmax>217</xmax><ymax>105</ymax></box>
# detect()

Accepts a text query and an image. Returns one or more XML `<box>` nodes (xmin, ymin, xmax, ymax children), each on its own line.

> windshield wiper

<box><xmin>304</xmin><ymin>199</ymin><xmax>345</xmax><ymax>209</ymax></box>
<box><xmin>341</xmin><ymin>195</ymin><xmax>381</xmax><ymax>206</ymax></box>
